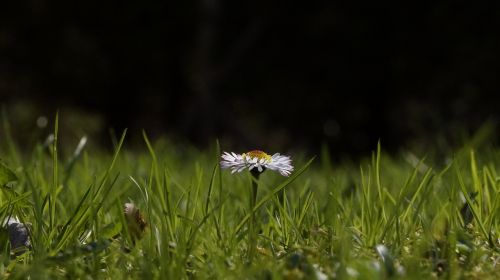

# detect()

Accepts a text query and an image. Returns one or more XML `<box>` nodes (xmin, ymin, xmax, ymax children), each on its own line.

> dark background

<box><xmin>1</xmin><ymin>1</ymin><xmax>499</xmax><ymax>156</ymax></box>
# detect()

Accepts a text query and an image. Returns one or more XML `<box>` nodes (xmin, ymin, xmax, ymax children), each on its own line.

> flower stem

<box><xmin>248</xmin><ymin>169</ymin><xmax>260</xmax><ymax>263</ymax></box>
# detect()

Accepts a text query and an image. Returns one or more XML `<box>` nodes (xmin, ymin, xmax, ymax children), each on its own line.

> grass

<box><xmin>0</xmin><ymin>116</ymin><xmax>499</xmax><ymax>279</ymax></box>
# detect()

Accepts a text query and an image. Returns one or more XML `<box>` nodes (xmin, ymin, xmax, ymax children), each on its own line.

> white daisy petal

<box><xmin>221</xmin><ymin>150</ymin><xmax>293</xmax><ymax>177</ymax></box>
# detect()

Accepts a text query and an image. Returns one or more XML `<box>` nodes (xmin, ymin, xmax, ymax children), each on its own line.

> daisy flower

<box><xmin>221</xmin><ymin>150</ymin><xmax>294</xmax><ymax>176</ymax></box>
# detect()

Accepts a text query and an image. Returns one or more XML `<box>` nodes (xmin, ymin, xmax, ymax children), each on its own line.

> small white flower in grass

<box><xmin>221</xmin><ymin>150</ymin><xmax>294</xmax><ymax>176</ymax></box>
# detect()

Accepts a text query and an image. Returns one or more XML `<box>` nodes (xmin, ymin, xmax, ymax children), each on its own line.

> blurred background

<box><xmin>1</xmin><ymin>1</ymin><xmax>499</xmax><ymax>157</ymax></box>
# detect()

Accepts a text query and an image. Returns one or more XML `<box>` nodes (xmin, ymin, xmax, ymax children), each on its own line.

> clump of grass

<box><xmin>0</xmin><ymin>115</ymin><xmax>499</xmax><ymax>279</ymax></box>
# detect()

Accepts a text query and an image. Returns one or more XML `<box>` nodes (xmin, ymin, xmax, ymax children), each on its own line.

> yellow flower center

<box><xmin>243</xmin><ymin>150</ymin><xmax>272</xmax><ymax>162</ymax></box>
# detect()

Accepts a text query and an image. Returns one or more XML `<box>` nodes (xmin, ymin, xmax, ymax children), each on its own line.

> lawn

<box><xmin>0</xmin><ymin>116</ymin><xmax>499</xmax><ymax>279</ymax></box>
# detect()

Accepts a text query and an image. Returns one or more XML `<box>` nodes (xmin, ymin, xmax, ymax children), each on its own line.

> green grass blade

<box><xmin>234</xmin><ymin>156</ymin><xmax>315</xmax><ymax>235</ymax></box>
<box><xmin>455</xmin><ymin>162</ymin><xmax>491</xmax><ymax>247</ymax></box>
<box><xmin>50</xmin><ymin>111</ymin><xmax>59</xmax><ymax>231</ymax></box>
